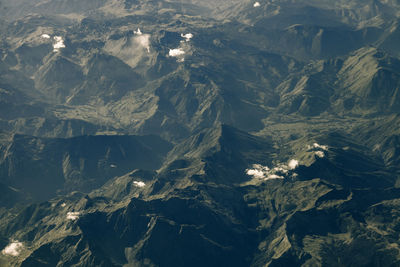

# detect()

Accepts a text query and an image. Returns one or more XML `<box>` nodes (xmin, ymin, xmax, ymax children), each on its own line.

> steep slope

<box><xmin>336</xmin><ymin>47</ymin><xmax>400</xmax><ymax>114</ymax></box>
<box><xmin>0</xmin><ymin>134</ymin><xmax>172</xmax><ymax>203</ymax></box>
<box><xmin>1</xmin><ymin>128</ymin><xmax>399</xmax><ymax>266</ymax></box>
<box><xmin>34</xmin><ymin>55</ymin><xmax>84</xmax><ymax>104</ymax></box>
<box><xmin>1</xmin><ymin>0</ymin><xmax>400</xmax><ymax>266</ymax></box>
<box><xmin>274</xmin><ymin>47</ymin><xmax>400</xmax><ymax>116</ymax></box>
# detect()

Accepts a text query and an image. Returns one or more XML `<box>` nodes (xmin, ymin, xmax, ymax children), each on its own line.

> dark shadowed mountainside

<box><xmin>1</xmin><ymin>0</ymin><xmax>400</xmax><ymax>266</ymax></box>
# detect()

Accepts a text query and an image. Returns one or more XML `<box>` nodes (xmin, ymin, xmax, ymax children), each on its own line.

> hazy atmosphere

<box><xmin>1</xmin><ymin>0</ymin><xmax>400</xmax><ymax>266</ymax></box>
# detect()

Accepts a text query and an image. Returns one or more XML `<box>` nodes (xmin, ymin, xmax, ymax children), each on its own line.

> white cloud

<box><xmin>168</xmin><ymin>33</ymin><xmax>194</xmax><ymax>62</ymax></box>
<box><xmin>61</xmin><ymin>203</ymin><xmax>66</xmax><ymax>207</ymax></box>
<box><xmin>53</xmin><ymin>36</ymin><xmax>66</xmax><ymax>52</ymax></box>
<box><xmin>41</xmin><ymin>34</ymin><xmax>51</xmax><ymax>39</ymax></box>
<box><xmin>254</xmin><ymin>2</ymin><xmax>261</xmax><ymax>7</ymax></box>
<box><xmin>246</xmin><ymin>168</ymin><xmax>265</xmax><ymax>179</ymax></box>
<box><xmin>273</xmin><ymin>166</ymin><xmax>288</xmax><ymax>174</ymax></box>
<box><xmin>288</xmin><ymin>159</ymin><xmax>299</xmax><ymax>170</ymax></box>
<box><xmin>133</xmin><ymin>181</ymin><xmax>146</xmax><ymax>187</ymax></box>
<box><xmin>315</xmin><ymin>151</ymin><xmax>325</xmax><ymax>158</ymax></box>
<box><xmin>2</xmin><ymin>241</ymin><xmax>24</xmax><ymax>256</ymax></box>
<box><xmin>169</xmin><ymin>48</ymin><xmax>185</xmax><ymax>57</ymax></box>
<box><xmin>308</xmin><ymin>143</ymin><xmax>328</xmax><ymax>151</ymax></box>
<box><xmin>181</xmin><ymin>33</ymin><xmax>193</xmax><ymax>42</ymax></box>
<box><xmin>110</xmin><ymin>164</ymin><xmax>117</xmax><ymax>168</ymax></box>
<box><xmin>66</xmin><ymin>211</ymin><xmax>80</xmax><ymax>220</ymax></box>
<box><xmin>134</xmin><ymin>28</ymin><xmax>142</xmax><ymax>35</ymax></box>
<box><xmin>246</xmin><ymin>161</ymin><xmax>297</xmax><ymax>181</ymax></box>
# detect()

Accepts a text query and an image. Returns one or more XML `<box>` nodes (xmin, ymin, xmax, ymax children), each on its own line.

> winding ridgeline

<box><xmin>1</xmin><ymin>0</ymin><xmax>400</xmax><ymax>266</ymax></box>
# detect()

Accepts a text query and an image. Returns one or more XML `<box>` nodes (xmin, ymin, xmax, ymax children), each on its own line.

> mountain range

<box><xmin>1</xmin><ymin>0</ymin><xmax>400</xmax><ymax>266</ymax></box>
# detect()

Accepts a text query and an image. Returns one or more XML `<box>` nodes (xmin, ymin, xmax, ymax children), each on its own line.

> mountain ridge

<box><xmin>1</xmin><ymin>0</ymin><xmax>400</xmax><ymax>266</ymax></box>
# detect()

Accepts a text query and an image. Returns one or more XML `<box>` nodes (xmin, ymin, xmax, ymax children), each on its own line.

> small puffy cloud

<box><xmin>2</xmin><ymin>241</ymin><xmax>24</xmax><ymax>256</ymax></box>
<box><xmin>66</xmin><ymin>211</ymin><xmax>80</xmax><ymax>220</ymax></box>
<box><xmin>61</xmin><ymin>203</ymin><xmax>66</xmax><ymax>207</ymax></box>
<box><xmin>308</xmin><ymin>143</ymin><xmax>328</xmax><ymax>151</ymax></box>
<box><xmin>41</xmin><ymin>34</ymin><xmax>51</xmax><ymax>39</ymax></box>
<box><xmin>273</xmin><ymin>166</ymin><xmax>288</xmax><ymax>174</ymax></box>
<box><xmin>168</xmin><ymin>33</ymin><xmax>194</xmax><ymax>62</ymax></box>
<box><xmin>169</xmin><ymin>48</ymin><xmax>185</xmax><ymax>57</ymax></box>
<box><xmin>53</xmin><ymin>36</ymin><xmax>66</xmax><ymax>52</ymax></box>
<box><xmin>307</xmin><ymin>143</ymin><xmax>328</xmax><ymax>158</ymax></box>
<box><xmin>246</xmin><ymin>168</ymin><xmax>265</xmax><ymax>179</ymax></box>
<box><xmin>314</xmin><ymin>143</ymin><xmax>328</xmax><ymax>151</ymax></box>
<box><xmin>288</xmin><ymin>159</ymin><xmax>299</xmax><ymax>170</ymax></box>
<box><xmin>133</xmin><ymin>181</ymin><xmax>146</xmax><ymax>187</ymax></box>
<box><xmin>254</xmin><ymin>2</ymin><xmax>261</xmax><ymax>7</ymax></box>
<box><xmin>181</xmin><ymin>33</ymin><xmax>193</xmax><ymax>42</ymax></box>
<box><xmin>110</xmin><ymin>164</ymin><xmax>117</xmax><ymax>168</ymax></box>
<box><xmin>134</xmin><ymin>28</ymin><xmax>142</xmax><ymax>35</ymax></box>
<box><xmin>246</xmin><ymin>164</ymin><xmax>269</xmax><ymax>180</ymax></box>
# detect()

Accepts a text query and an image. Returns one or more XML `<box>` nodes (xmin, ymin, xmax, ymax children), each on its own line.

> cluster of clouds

<box><xmin>246</xmin><ymin>143</ymin><xmax>329</xmax><ymax>181</ymax></box>
<box><xmin>169</xmin><ymin>48</ymin><xmax>185</xmax><ymax>57</ymax></box>
<box><xmin>307</xmin><ymin>143</ymin><xmax>328</xmax><ymax>158</ymax></box>
<box><xmin>168</xmin><ymin>32</ymin><xmax>194</xmax><ymax>62</ymax></box>
<box><xmin>134</xmin><ymin>28</ymin><xmax>142</xmax><ymax>35</ymax></box>
<box><xmin>53</xmin><ymin>36</ymin><xmax>66</xmax><ymax>52</ymax></box>
<box><xmin>308</xmin><ymin>143</ymin><xmax>328</xmax><ymax>151</ymax></box>
<box><xmin>2</xmin><ymin>241</ymin><xmax>24</xmax><ymax>257</ymax></box>
<box><xmin>246</xmin><ymin>159</ymin><xmax>299</xmax><ymax>180</ymax></box>
<box><xmin>133</xmin><ymin>181</ymin><xmax>146</xmax><ymax>187</ymax></box>
<box><xmin>181</xmin><ymin>33</ymin><xmax>193</xmax><ymax>42</ymax></box>
<box><xmin>66</xmin><ymin>211</ymin><xmax>80</xmax><ymax>221</ymax></box>
<box><xmin>41</xmin><ymin>34</ymin><xmax>66</xmax><ymax>52</ymax></box>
